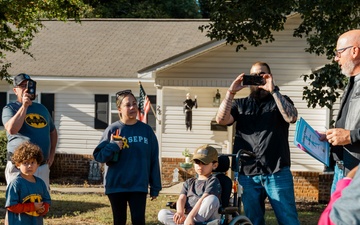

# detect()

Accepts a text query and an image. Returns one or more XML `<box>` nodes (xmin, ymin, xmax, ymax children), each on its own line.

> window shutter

<box><xmin>95</xmin><ymin>95</ymin><xmax>108</xmax><ymax>129</ymax></box>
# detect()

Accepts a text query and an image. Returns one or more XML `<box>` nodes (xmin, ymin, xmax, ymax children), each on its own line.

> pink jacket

<box><xmin>318</xmin><ymin>178</ymin><xmax>352</xmax><ymax>225</ymax></box>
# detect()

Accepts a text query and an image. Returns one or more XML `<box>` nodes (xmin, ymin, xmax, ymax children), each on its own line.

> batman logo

<box><xmin>23</xmin><ymin>194</ymin><xmax>42</xmax><ymax>216</ymax></box>
<box><xmin>25</xmin><ymin>114</ymin><xmax>47</xmax><ymax>128</ymax></box>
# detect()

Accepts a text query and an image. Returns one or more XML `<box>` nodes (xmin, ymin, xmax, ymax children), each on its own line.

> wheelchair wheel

<box><xmin>228</xmin><ymin>215</ymin><xmax>253</xmax><ymax>225</ymax></box>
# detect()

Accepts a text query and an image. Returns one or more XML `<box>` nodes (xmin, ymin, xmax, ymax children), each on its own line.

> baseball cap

<box><xmin>192</xmin><ymin>144</ymin><xmax>218</xmax><ymax>164</ymax></box>
<box><xmin>13</xmin><ymin>73</ymin><xmax>32</xmax><ymax>87</ymax></box>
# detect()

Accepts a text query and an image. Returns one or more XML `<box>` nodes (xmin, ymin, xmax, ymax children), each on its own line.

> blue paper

<box><xmin>294</xmin><ymin>117</ymin><xmax>330</xmax><ymax>166</ymax></box>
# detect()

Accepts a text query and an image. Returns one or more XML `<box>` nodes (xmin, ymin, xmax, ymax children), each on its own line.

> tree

<box><xmin>199</xmin><ymin>0</ymin><xmax>360</xmax><ymax>110</ymax></box>
<box><xmin>88</xmin><ymin>0</ymin><xmax>201</xmax><ymax>18</ymax></box>
<box><xmin>0</xmin><ymin>0</ymin><xmax>91</xmax><ymax>83</ymax></box>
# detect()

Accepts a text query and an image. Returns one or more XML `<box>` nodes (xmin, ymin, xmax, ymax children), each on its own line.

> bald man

<box><xmin>321</xmin><ymin>30</ymin><xmax>360</xmax><ymax>194</ymax></box>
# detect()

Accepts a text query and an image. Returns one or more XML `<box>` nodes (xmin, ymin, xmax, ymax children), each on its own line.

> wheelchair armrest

<box><xmin>219</xmin><ymin>206</ymin><xmax>239</xmax><ymax>214</ymax></box>
<box><xmin>166</xmin><ymin>201</ymin><xmax>176</xmax><ymax>209</ymax></box>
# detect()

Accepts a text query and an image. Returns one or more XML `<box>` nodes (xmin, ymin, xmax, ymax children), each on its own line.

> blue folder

<box><xmin>294</xmin><ymin>117</ymin><xmax>330</xmax><ymax>167</ymax></box>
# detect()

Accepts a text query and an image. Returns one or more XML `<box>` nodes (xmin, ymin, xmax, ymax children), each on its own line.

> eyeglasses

<box><xmin>334</xmin><ymin>46</ymin><xmax>354</xmax><ymax>58</ymax></box>
<box><xmin>116</xmin><ymin>89</ymin><xmax>132</xmax><ymax>98</ymax></box>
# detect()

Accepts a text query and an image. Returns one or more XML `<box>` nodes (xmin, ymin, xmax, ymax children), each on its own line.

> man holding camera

<box><xmin>2</xmin><ymin>73</ymin><xmax>57</xmax><ymax>190</ymax></box>
<box><xmin>216</xmin><ymin>61</ymin><xmax>299</xmax><ymax>225</ymax></box>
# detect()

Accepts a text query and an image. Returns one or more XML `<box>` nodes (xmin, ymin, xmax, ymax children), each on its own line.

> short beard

<box><xmin>341</xmin><ymin>59</ymin><xmax>357</xmax><ymax>77</ymax></box>
<box><xmin>249</xmin><ymin>86</ymin><xmax>270</xmax><ymax>101</ymax></box>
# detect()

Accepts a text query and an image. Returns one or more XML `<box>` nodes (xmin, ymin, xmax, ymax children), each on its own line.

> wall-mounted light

<box><xmin>213</xmin><ymin>89</ymin><xmax>221</xmax><ymax>107</ymax></box>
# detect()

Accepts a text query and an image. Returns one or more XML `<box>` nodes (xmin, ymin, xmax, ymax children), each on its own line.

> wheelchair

<box><xmin>167</xmin><ymin>149</ymin><xmax>254</xmax><ymax>225</ymax></box>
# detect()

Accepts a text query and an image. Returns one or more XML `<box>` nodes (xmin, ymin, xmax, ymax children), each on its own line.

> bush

<box><xmin>0</xmin><ymin>130</ymin><xmax>7</xmax><ymax>167</ymax></box>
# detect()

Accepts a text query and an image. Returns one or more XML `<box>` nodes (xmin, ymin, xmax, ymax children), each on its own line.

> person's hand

<box><xmin>34</xmin><ymin>202</ymin><xmax>45</xmax><ymax>213</ymax></box>
<box><xmin>150</xmin><ymin>196</ymin><xmax>157</xmax><ymax>201</ymax></box>
<box><xmin>111</xmin><ymin>134</ymin><xmax>124</xmax><ymax>150</ymax></box>
<box><xmin>326</xmin><ymin>128</ymin><xmax>351</xmax><ymax>146</ymax></box>
<box><xmin>22</xmin><ymin>91</ymin><xmax>33</xmax><ymax>107</ymax></box>
<box><xmin>316</xmin><ymin>131</ymin><xmax>327</xmax><ymax>141</ymax></box>
<box><xmin>228</xmin><ymin>73</ymin><xmax>247</xmax><ymax>93</ymax></box>
<box><xmin>173</xmin><ymin>212</ymin><xmax>186</xmax><ymax>224</ymax></box>
<box><xmin>258</xmin><ymin>73</ymin><xmax>275</xmax><ymax>93</ymax></box>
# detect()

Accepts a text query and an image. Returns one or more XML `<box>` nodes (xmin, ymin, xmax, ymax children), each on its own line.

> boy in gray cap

<box><xmin>158</xmin><ymin>144</ymin><xmax>221</xmax><ymax>225</ymax></box>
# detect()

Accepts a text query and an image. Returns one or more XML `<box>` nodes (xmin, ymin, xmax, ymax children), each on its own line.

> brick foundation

<box><xmin>51</xmin><ymin>153</ymin><xmax>94</xmax><ymax>179</ymax></box>
<box><xmin>50</xmin><ymin>154</ymin><xmax>333</xmax><ymax>203</ymax></box>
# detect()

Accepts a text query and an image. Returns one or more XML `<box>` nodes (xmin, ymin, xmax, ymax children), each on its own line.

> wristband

<box><xmin>270</xmin><ymin>86</ymin><xmax>279</xmax><ymax>95</ymax></box>
<box><xmin>228</xmin><ymin>90</ymin><xmax>236</xmax><ymax>95</ymax></box>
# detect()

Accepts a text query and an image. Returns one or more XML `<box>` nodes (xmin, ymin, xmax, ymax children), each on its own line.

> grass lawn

<box><xmin>0</xmin><ymin>189</ymin><xmax>326</xmax><ymax>225</ymax></box>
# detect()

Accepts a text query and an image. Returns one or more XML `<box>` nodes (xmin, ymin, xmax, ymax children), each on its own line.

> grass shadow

<box><xmin>46</xmin><ymin>198</ymin><xmax>109</xmax><ymax>218</ymax></box>
<box><xmin>0</xmin><ymin>192</ymin><xmax>110</xmax><ymax>219</ymax></box>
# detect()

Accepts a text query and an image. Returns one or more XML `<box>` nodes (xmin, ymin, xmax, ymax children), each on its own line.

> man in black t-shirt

<box><xmin>216</xmin><ymin>62</ymin><xmax>299</xmax><ymax>225</ymax></box>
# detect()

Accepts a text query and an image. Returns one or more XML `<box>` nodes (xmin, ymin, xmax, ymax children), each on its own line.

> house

<box><xmin>0</xmin><ymin>14</ymin><xmax>336</xmax><ymax>202</ymax></box>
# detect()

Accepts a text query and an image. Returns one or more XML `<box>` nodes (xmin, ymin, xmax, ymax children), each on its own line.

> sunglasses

<box><xmin>116</xmin><ymin>89</ymin><xmax>132</xmax><ymax>98</ymax></box>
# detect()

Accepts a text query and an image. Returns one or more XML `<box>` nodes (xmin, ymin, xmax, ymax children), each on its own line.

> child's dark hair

<box><xmin>11</xmin><ymin>142</ymin><xmax>44</xmax><ymax>165</ymax></box>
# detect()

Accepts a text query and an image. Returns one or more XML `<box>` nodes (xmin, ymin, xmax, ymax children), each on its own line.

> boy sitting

<box><xmin>158</xmin><ymin>144</ymin><xmax>221</xmax><ymax>225</ymax></box>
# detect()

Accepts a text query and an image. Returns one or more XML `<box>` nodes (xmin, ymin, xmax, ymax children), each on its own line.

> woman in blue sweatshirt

<box><xmin>93</xmin><ymin>89</ymin><xmax>162</xmax><ymax>225</ymax></box>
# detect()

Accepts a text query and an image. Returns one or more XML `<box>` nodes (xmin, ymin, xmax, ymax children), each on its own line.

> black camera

<box><xmin>243</xmin><ymin>75</ymin><xmax>265</xmax><ymax>86</ymax></box>
<box><xmin>26</xmin><ymin>80</ymin><xmax>37</xmax><ymax>100</ymax></box>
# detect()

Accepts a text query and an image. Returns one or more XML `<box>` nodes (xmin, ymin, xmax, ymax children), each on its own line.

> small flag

<box><xmin>138</xmin><ymin>82</ymin><xmax>151</xmax><ymax>123</ymax></box>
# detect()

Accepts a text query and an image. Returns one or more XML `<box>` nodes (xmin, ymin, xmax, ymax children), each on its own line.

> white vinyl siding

<box><xmin>51</xmin><ymin>82</ymin><xmax>157</xmax><ymax>154</ymax></box>
<box><xmin>160</xmin><ymin>87</ymin><xmax>239</xmax><ymax>158</ymax></box>
<box><xmin>155</xmin><ymin>14</ymin><xmax>334</xmax><ymax>172</ymax></box>
<box><xmin>55</xmin><ymin>93</ymin><xmax>102</xmax><ymax>154</ymax></box>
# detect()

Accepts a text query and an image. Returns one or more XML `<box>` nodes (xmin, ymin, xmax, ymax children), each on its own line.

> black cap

<box><xmin>13</xmin><ymin>73</ymin><xmax>32</xmax><ymax>87</ymax></box>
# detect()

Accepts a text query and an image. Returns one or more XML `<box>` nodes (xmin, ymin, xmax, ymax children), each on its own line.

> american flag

<box><xmin>137</xmin><ymin>83</ymin><xmax>151</xmax><ymax>123</ymax></box>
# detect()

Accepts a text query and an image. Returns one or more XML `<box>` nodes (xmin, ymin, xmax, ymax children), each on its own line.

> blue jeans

<box><xmin>239</xmin><ymin>167</ymin><xmax>300</xmax><ymax>225</ymax></box>
<box><xmin>331</xmin><ymin>162</ymin><xmax>345</xmax><ymax>194</ymax></box>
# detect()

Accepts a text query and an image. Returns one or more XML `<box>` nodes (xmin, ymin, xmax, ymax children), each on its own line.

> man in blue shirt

<box><xmin>2</xmin><ymin>73</ymin><xmax>58</xmax><ymax>190</ymax></box>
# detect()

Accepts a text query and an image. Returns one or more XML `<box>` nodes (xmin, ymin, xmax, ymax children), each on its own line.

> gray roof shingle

<box><xmin>5</xmin><ymin>19</ymin><xmax>211</xmax><ymax>78</ymax></box>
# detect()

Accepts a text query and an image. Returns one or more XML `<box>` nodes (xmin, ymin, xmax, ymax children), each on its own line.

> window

<box><xmin>95</xmin><ymin>95</ymin><xmax>109</xmax><ymax>129</ymax></box>
<box><xmin>107</xmin><ymin>94</ymin><xmax>157</xmax><ymax>131</ymax></box>
<box><xmin>41</xmin><ymin>93</ymin><xmax>55</xmax><ymax>121</ymax></box>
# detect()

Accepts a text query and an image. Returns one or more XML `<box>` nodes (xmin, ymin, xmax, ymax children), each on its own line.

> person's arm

<box><xmin>216</xmin><ymin>74</ymin><xmax>246</xmax><ymax>125</ymax></box>
<box><xmin>173</xmin><ymin>194</ymin><xmax>187</xmax><ymax>224</ymax></box>
<box><xmin>216</xmin><ymin>90</ymin><xmax>235</xmax><ymax>125</ymax></box>
<box><xmin>184</xmin><ymin>193</ymin><xmax>210</xmax><ymax>225</ymax></box>
<box><xmin>4</xmin><ymin>104</ymin><xmax>28</xmax><ymax>135</ymax></box>
<box><xmin>271</xmin><ymin>90</ymin><xmax>298</xmax><ymax>123</ymax></box>
<box><xmin>4</xmin><ymin>93</ymin><xmax>32</xmax><ymax>135</ymax></box>
<box><xmin>149</xmin><ymin>131</ymin><xmax>162</xmax><ymax>200</ymax></box>
<box><xmin>7</xmin><ymin>203</ymin><xmax>36</xmax><ymax>214</ymax></box>
<box><xmin>48</xmin><ymin>128</ymin><xmax>58</xmax><ymax>166</ymax></box>
<box><xmin>318</xmin><ymin>166</ymin><xmax>360</xmax><ymax>225</ymax></box>
<box><xmin>258</xmin><ymin>73</ymin><xmax>297</xmax><ymax>123</ymax></box>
